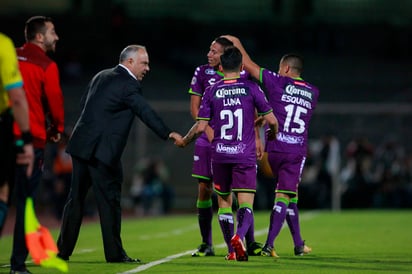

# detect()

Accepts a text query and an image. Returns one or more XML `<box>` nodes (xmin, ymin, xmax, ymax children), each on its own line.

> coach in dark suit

<box><xmin>57</xmin><ymin>45</ymin><xmax>182</xmax><ymax>263</ymax></box>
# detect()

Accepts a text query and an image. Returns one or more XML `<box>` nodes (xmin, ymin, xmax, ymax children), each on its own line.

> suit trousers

<box><xmin>57</xmin><ymin>156</ymin><xmax>127</xmax><ymax>261</ymax></box>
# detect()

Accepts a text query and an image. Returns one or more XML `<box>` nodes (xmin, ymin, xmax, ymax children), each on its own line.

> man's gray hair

<box><xmin>119</xmin><ymin>45</ymin><xmax>146</xmax><ymax>63</ymax></box>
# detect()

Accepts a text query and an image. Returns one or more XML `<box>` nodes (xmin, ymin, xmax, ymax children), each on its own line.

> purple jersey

<box><xmin>260</xmin><ymin>68</ymin><xmax>319</xmax><ymax>156</ymax></box>
<box><xmin>188</xmin><ymin>64</ymin><xmax>249</xmax><ymax>146</ymax></box>
<box><xmin>198</xmin><ymin>77</ymin><xmax>273</xmax><ymax>164</ymax></box>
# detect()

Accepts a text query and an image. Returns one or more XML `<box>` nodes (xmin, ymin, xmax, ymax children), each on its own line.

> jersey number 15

<box><xmin>284</xmin><ymin>104</ymin><xmax>307</xmax><ymax>134</ymax></box>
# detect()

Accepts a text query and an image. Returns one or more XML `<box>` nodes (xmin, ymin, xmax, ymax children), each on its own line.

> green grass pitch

<box><xmin>1</xmin><ymin>210</ymin><xmax>411</xmax><ymax>273</ymax></box>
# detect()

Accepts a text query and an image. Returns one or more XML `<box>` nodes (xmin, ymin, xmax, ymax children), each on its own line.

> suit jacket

<box><xmin>67</xmin><ymin>65</ymin><xmax>171</xmax><ymax>166</ymax></box>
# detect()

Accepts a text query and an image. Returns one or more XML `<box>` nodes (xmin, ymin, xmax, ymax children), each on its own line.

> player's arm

<box><xmin>190</xmin><ymin>94</ymin><xmax>201</xmax><ymax>120</ymax></box>
<box><xmin>176</xmin><ymin>120</ymin><xmax>208</xmax><ymax>147</ymax></box>
<box><xmin>190</xmin><ymin>93</ymin><xmax>213</xmax><ymax>142</ymax></box>
<box><xmin>263</xmin><ymin>112</ymin><xmax>279</xmax><ymax>141</ymax></box>
<box><xmin>221</xmin><ymin>35</ymin><xmax>261</xmax><ymax>81</ymax></box>
<box><xmin>255</xmin><ymin>126</ymin><xmax>263</xmax><ymax>160</ymax></box>
<box><xmin>254</xmin><ymin>110</ymin><xmax>264</xmax><ymax>160</ymax></box>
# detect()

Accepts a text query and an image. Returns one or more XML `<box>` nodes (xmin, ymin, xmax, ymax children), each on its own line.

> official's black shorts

<box><xmin>0</xmin><ymin>108</ymin><xmax>16</xmax><ymax>187</ymax></box>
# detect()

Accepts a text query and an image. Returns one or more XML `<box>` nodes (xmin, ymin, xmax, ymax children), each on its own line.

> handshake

<box><xmin>168</xmin><ymin>132</ymin><xmax>186</xmax><ymax>148</ymax></box>
<box><xmin>169</xmin><ymin>121</ymin><xmax>208</xmax><ymax>148</ymax></box>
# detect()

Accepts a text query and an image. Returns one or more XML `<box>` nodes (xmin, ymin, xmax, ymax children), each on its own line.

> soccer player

<box><xmin>176</xmin><ymin>46</ymin><xmax>279</xmax><ymax>261</ymax></box>
<box><xmin>224</xmin><ymin>35</ymin><xmax>319</xmax><ymax>257</ymax></box>
<box><xmin>0</xmin><ymin>33</ymin><xmax>34</xmax><ymax>237</ymax></box>
<box><xmin>188</xmin><ymin>37</ymin><xmax>263</xmax><ymax>257</ymax></box>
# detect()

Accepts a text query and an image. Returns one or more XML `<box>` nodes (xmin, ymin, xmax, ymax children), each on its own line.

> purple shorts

<box><xmin>212</xmin><ymin>162</ymin><xmax>257</xmax><ymax>195</ymax></box>
<box><xmin>192</xmin><ymin>144</ymin><xmax>212</xmax><ymax>181</ymax></box>
<box><xmin>267</xmin><ymin>151</ymin><xmax>306</xmax><ymax>195</ymax></box>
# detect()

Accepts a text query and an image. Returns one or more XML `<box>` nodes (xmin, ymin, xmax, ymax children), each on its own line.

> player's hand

<box><xmin>256</xmin><ymin>139</ymin><xmax>264</xmax><ymax>160</ymax></box>
<box><xmin>205</xmin><ymin>126</ymin><xmax>214</xmax><ymax>143</ymax></box>
<box><xmin>255</xmin><ymin>116</ymin><xmax>266</xmax><ymax>127</ymax></box>
<box><xmin>266</xmin><ymin>128</ymin><xmax>277</xmax><ymax>141</ymax></box>
<box><xmin>16</xmin><ymin>143</ymin><xmax>34</xmax><ymax>177</ymax></box>
<box><xmin>220</xmin><ymin>35</ymin><xmax>239</xmax><ymax>43</ymax></box>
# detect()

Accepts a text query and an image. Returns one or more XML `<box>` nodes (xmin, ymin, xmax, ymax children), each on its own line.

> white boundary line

<box><xmin>118</xmin><ymin>212</ymin><xmax>317</xmax><ymax>274</ymax></box>
<box><xmin>117</xmin><ymin>250</ymin><xmax>196</xmax><ymax>274</ymax></box>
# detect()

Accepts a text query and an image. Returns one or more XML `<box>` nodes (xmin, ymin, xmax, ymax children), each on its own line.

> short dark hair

<box><xmin>214</xmin><ymin>36</ymin><xmax>233</xmax><ymax>50</ymax></box>
<box><xmin>281</xmin><ymin>53</ymin><xmax>304</xmax><ymax>74</ymax></box>
<box><xmin>25</xmin><ymin>16</ymin><xmax>53</xmax><ymax>41</ymax></box>
<box><xmin>220</xmin><ymin>46</ymin><xmax>242</xmax><ymax>72</ymax></box>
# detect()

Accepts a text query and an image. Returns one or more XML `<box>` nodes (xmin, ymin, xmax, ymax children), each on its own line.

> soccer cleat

<box><xmin>230</xmin><ymin>234</ymin><xmax>248</xmax><ymax>261</ymax></box>
<box><xmin>191</xmin><ymin>243</ymin><xmax>215</xmax><ymax>257</ymax></box>
<box><xmin>247</xmin><ymin>241</ymin><xmax>263</xmax><ymax>256</ymax></box>
<box><xmin>261</xmin><ymin>244</ymin><xmax>279</xmax><ymax>258</ymax></box>
<box><xmin>294</xmin><ymin>241</ymin><xmax>312</xmax><ymax>256</ymax></box>
<box><xmin>225</xmin><ymin>252</ymin><xmax>236</xmax><ymax>261</ymax></box>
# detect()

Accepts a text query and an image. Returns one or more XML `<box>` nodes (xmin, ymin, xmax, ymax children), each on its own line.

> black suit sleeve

<box><xmin>124</xmin><ymin>83</ymin><xmax>172</xmax><ymax>140</ymax></box>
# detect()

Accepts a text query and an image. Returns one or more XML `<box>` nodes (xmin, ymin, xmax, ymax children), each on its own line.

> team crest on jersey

<box><xmin>205</xmin><ymin>68</ymin><xmax>216</xmax><ymax>75</ymax></box>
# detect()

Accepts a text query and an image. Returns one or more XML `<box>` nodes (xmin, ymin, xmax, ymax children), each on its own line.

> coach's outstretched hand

<box><xmin>169</xmin><ymin>132</ymin><xmax>184</xmax><ymax>147</ymax></box>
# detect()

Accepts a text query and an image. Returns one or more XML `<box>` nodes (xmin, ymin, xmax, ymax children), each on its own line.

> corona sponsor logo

<box><xmin>285</xmin><ymin>84</ymin><xmax>313</xmax><ymax>100</ymax></box>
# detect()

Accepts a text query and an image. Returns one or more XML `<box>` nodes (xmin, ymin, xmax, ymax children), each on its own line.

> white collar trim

<box><xmin>119</xmin><ymin>64</ymin><xmax>137</xmax><ymax>80</ymax></box>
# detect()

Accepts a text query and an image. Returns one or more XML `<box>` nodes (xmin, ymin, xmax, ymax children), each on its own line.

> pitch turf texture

<box><xmin>1</xmin><ymin>210</ymin><xmax>411</xmax><ymax>274</ymax></box>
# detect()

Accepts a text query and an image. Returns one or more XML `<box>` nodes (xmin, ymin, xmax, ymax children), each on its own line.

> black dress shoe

<box><xmin>10</xmin><ymin>269</ymin><xmax>32</xmax><ymax>274</ymax></box>
<box><xmin>107</xmin><ymin>256</ymin><xmax>141</xmax><ymax>263</ymax></box>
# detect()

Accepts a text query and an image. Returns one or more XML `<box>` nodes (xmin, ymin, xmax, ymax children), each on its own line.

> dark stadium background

<box><xmin>1</xmin><ymin>0</ymin><xmax>411</xmax><ymax>214</ymax></box>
